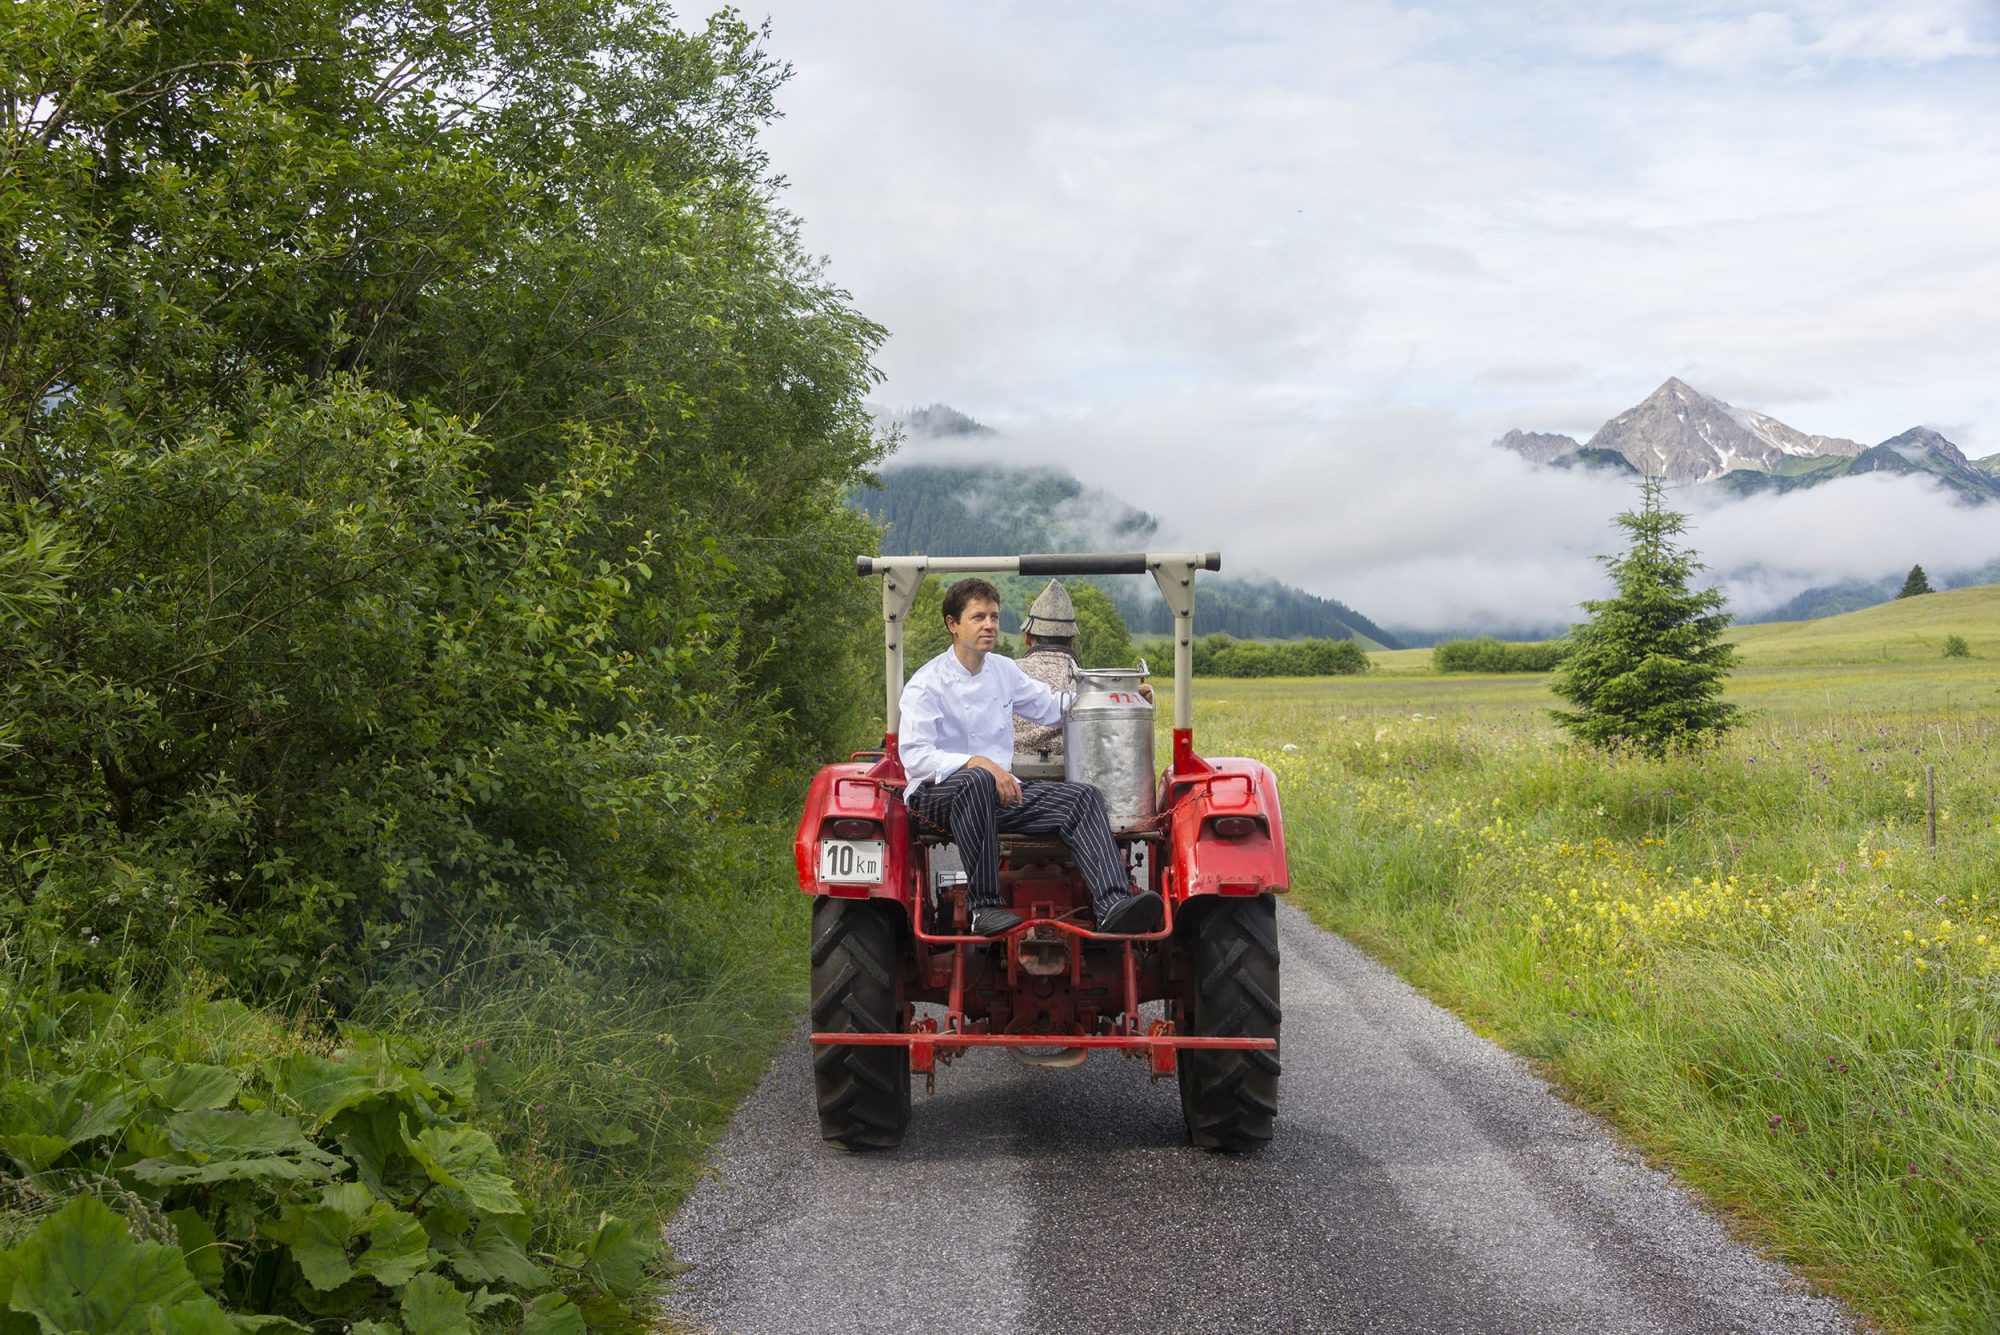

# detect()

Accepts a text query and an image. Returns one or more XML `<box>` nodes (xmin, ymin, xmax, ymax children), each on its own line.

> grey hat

<box><xmin>1022</xmin><ymin>579</ymin><xmax>1078</xmax><ymax>637</ymax></box>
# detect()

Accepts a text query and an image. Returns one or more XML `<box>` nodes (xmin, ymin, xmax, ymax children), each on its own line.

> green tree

<box><xmin>1070</xmin><ymin>582</ymin><xmax>1136</xmax><ymax>667</ymax></box>
<box><xmin>0</xmin><ymin>0</ymin><xmax>883</xmax><ymax>990</ymax></box>
<box><xmin>1897</xmin><ymin>565</ymin><xmax>1934</xmax><ymax>598</ymax></box>
<box><xmin>1550</xmin><ymin>480</ymin><xmax>1738</xmax><ymax>756</ymax></box>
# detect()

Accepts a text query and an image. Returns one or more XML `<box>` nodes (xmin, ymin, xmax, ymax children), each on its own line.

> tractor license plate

<box><xmin>818</xmin><ymin>839</ymin><xmax>885</xmax><ymax>885</ymax></box>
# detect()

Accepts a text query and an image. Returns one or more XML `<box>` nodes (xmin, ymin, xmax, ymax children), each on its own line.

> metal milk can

<box><xmin>1063</xmin><ymin>662</ymin><xmax>1156</xmax><ymax>829</ymax></box>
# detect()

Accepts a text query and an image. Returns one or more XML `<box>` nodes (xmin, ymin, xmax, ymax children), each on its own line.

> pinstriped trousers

<box><xmin>906</xmin><ymin>768</ymin><xmax>1131</xmax><ymax>915</ymax></box>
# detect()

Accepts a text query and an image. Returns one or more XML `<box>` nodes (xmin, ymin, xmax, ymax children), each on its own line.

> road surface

<box><xmin>667</xmin><ymin>902</ymin><xmax>1853</xmax><ymax>1334</ymax></box>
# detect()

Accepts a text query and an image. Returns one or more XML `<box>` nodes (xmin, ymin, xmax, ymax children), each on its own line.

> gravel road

<box><xmin>667</xmin><ymin>902</ymin><xmax>1854</xmax><ymax>1334</ymax></box>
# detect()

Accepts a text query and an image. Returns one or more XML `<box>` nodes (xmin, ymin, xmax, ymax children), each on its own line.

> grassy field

<box><xmin>1174</xmin><ymin>591</ymin><xmax>2000</xmax><ymax>1333</ymax></box>
<box><xmin>1374</xmin><ymin>584</ymin><xmax>2000</xmax><ymax>675</ymax></box>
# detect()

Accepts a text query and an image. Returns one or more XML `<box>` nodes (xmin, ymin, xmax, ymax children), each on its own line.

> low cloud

<box><xmin>1688</xmin><ymin>478</ymin><xmax>2000</xmax><ymax>613</ymax></box>
<box><xmin>893</xmin><ymin>405</ymin><xmax>2000</xmax><ymax>638</ymax></box>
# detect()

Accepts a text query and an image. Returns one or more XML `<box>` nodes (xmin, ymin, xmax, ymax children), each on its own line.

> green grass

<box><xmin>1358</xmin><ymin>582</ymin><xmax>2000</xmax><ymax>675</ymax></box>
<box><xmin>1731</xmin><ymin>584</ymin><xmax>2000</xmax><ymax>665</ymax></box>
<box><xmin>343</xmin><ymin>810</ymin><xmax>809</xmax><ymax>1259</ymax></box>
<box><xmin>350</xmin><ymin>869</ymin><xmax>806</xmax><ymax>1243</ymax></box>
<box><xmin>1184</xmin><ymin>660</ymin><xmax>2000</xmax><ymax>1333</ymax></box>
<box><xmin>0</xmin><ymin>811</ymin><xmax>807</xmax><ymax>1328</ymax></box>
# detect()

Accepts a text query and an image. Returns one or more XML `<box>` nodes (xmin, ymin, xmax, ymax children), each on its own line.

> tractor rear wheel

<box><xmin>1176</xmin><ymin>894</ymin><xmax>1281</xmax><ymax>1151</ymax></box>
<box><xmin>810</xmin><ymin>898</ymin><xmax>911</xmax><ymax>1149</ymax></box>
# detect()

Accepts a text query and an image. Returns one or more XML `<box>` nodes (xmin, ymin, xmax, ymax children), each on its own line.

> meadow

<box><xmin>1179</xmin><ymin>587</ymin><xmax>2000</xmax><ymax>1332</ymax></box>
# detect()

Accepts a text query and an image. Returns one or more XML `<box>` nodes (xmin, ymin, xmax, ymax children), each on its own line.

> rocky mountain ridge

<box><xmin>1499</xmin><ymin>378</ymin><xmax>1996</xmax><ymax>502</ymax></box>
<box><xmin>851</xmin><ymin>425</ymin><xmax>1400</xmax><ymax>647</ymax></box>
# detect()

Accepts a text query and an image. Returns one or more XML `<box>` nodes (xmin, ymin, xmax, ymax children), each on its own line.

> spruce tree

<box><xmin>1897</xmin><ymin>565</ymin><xmax>1934</xmax><ymax>598</ymax></box>
<box><xmin>1551</xmin><ymin>479</ymin><xmax>1738</xmax><ymax>756</ymax></box>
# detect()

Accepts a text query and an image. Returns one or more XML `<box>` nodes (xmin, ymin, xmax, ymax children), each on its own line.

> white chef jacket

<box><xmin>899</xmin><ymin>648</ymin><xmax>1064</xmax><ymax>793</ymax></box>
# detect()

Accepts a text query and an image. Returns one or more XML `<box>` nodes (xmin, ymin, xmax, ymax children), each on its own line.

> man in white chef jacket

<box><xmin>900</xmin><ymin>577</ymin><xmax>1163</xmax><ymax>938</ymax></box>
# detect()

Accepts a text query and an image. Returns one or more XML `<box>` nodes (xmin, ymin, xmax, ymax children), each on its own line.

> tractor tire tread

<box><xmin>810</xmin><ymin>899</ymin><xmax>911</xmax><ymax>1150</ymax></box>
<box><xmin>1177</xmin><ymin>895</ymin><xmax>1281</xmax><ymax>1152</ymax></box>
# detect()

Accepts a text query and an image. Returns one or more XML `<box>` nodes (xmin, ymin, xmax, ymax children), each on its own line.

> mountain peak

<box><xmin>1877</xmin><ymin>426</ymin><xmax>1967</xmax><ymax>465</ymax></box>
<box><xmin>1494</xmin><ymin>428</ymin><xmax>1582</xmax><ymax>464</ymax></box>
<box><xmin>1580</xmin><ymin>379</ymin><xmax>1861</xmax><ymax>483</ymax></box>
<box><xmin>879</xmin><ymin>403</ymin><xmax>996</xmax><ymax>439</ymax></box>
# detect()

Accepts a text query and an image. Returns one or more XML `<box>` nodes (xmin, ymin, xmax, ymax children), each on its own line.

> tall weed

<box><xmin>1202</xmin><ymin>673</ymin><xmax>2000</xmax><ymax>1331</ymax></box>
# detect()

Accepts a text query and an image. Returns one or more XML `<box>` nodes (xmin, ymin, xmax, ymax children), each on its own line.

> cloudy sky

<box><xmin>747</xmin><ymin>1</ymin><xmax>2000</xmax><ymax>633</ymax></box>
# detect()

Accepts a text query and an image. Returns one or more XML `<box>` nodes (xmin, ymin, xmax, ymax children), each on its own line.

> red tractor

<box><xmin>794</xmin><ymin>552</ymin><xmax>1286</xmax><ymax>1150</ymax></box>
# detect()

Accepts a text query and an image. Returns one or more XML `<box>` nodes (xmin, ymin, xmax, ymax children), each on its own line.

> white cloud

<box><xmin>1566</xmin><ymin>3</ymin><xmax>2000</xmax><ymax>73</ymax></box>
<box><xmin>754</xmin><ymin>0</ymin><xmax>2000</xmax><ymax>629</ymax></box>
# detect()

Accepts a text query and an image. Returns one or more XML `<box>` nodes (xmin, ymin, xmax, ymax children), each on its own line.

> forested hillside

<box><xmin>0</xmin><ymin>2</ymin><xmax>880</xmax><ymax>1325</ymax></box>
<box><xmin>855</xmin><ymin>464</ymin><xmax>1401</xmax><ymax>646</ymax></box>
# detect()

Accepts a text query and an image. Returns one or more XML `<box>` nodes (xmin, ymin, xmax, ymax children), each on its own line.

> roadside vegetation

<box><xmin>1137</xmin><ymin>634</ymin><xmax>1370</xmax><ymax>678</ymax></box>
<box><xmin>1431</xmin><ymin>637</ymin><xmax>1569</xmax><ymax>673</ymax></box>
<box><xmin>1188</xmin><ymin>590</ymin><xmax>2000</xmax><ymax>1332</ymax></box>
<box><xmin>2</xmin><ymin>2</ymin><xmax>870</xmax><ymax>1328</ymax></box>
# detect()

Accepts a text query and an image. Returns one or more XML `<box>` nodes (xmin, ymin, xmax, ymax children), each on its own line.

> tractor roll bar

<box><xmin>854</xmin><ymin>552</ymin><xmax>1221</xmax><ymax>578</ymax></box>
<box><xmin>856</xmin><ymin>551</ymin><xmax>1220</xmax><ymax>734</ymax></box>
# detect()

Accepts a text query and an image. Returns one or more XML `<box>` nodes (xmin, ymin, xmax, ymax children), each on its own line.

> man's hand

<box><xmin>963</xmin><ymin>756</ymin><xmax>1022</xmax><ymax>805</ymax></box>
<box><xmin>1139</xmin><ymin>683</ymin><xmax>1155</xmax><ymax>704</ymax></box>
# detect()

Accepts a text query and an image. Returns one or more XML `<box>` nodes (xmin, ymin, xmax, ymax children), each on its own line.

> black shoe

<box><xmin>1096</xmin><ymin>891</ymin><xmax>1164</xmax><ymax>935</ymax></box>
<box><xmin>968</xmin><ymin>907</ymin><xmax>1022</xmax><ymax>937</ymax></box>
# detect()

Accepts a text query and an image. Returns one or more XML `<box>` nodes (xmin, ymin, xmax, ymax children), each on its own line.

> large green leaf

<box><xmin>0</xmin><ymin>1083</ymin><xmax>59</xmax><ymax>1139</ymax></box>
<box><xmin>581</xmin><ymin>1216</ymin><xmax>648</xmax><ymax>1299</ymax></box>
<box><xmin>4</xmin><ymin>1196</ymin><xmax>231</xmax><ymax>1335</ymax></box>
<box><xmin>290</xmin><ymin>1276</ymin><xmax>377</xmax><ymax>1319</ymax></box>
<box><xmin>443</xmin><ymin>1215</ymin><xmax>548</xmax><ymax>1292</ymax></box>
<box><xmin>418</xmin><ymin>1061</ymin><xmax>475</xmax><ymax>1111</ymax></box>
<box><xmin>289</xmin><ymin>1207</ymin><xmax>358</xmax><ymax>1291</ymax></box>
<box><xmin>139</xmin><ymin>1062</ymin><xmax>243</xmax><ymax>1113</ymax></box>
<box><xmin>149</xmin><ymin>1297</ymin><xmax>236</xmax><ymax>1334</ymax></box>
<box><xmin>49</xmin><ymin>1070</ymin><xmax>144</xmax><ymax>1145</ymax></box>
<box><xmin>520</xmin><ymin>1294</ymin><xmax>584</xmax><ymax>1335</ymax></box>
<box><xmin>319</xmin><ymin>1183</ymin><xmax>376</xmax><ymax>1223</ymax></box>
<box><xmin>229</xmin><ymin>1317</ymin><xmax>311</xmax><ymax>1334</ymax></box>
<box><xmin>398</xmin><ymin>1274</ymin><xmax>471</xmax><ymax>1335</ymax></box>
<box><xmin>266</xmin><ymin>1054</ymin><xmax>397</xmax><ymax>1130</ymax></box>
<box><xmin>131</xmin><ymin>1110</ymin><xmax>343</xmax><ymax>1186</ymax></box>
<box><xmin>165</xmin><ymin>1110</ymin><xmax>320</xmax><ymax>1157</ymax></box>
<box><xmin>130</xmin><ymin>1155</ymin><xmax>339</xmax><ymax>1186</ymax></box>
<box><xmin>333</xmin><ymin>1102</ymin><xmax>408</xmax><ymax>1198</ymax></box>
<box><xmin>354</xmin><ymin>1210</ymin><xmax>432</xmax><ymax>1289</ymax></box>
<box><xmin>166</xmin><ymin>1210</ymin><xmax>224</xmax><ymax>1292</ymax></box>
<box><xmin>463</xmin><ymin>1289</ymin><xmax>512</xmax><ymax>1318</ymax></box>
<box><xmin>0</xmin><ymin>1135</ymin><xmax>72</xmax><ymax>1174</ymax></box>
<box><xmin>401</xmin><ymin>1124</ymin><xmax>523</xmax><ymax>1217</ymax></box>
<box><xmin>0</xmin><ymin>1087</ymin><xmax>67</xmax><ymax>1167</ymax></box>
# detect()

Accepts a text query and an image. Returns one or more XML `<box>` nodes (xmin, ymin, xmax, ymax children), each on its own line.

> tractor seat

<box><xmin>904</xmin><ymin>806</ymin><xmax>1072</xmax><ymax>860</ymax></box>
<box><xmin>907</xmin><ymin>805</ymin><xmax>1161</xmax><ymax>849</ymax></box>
<box><xmin>909</xmin><ymin>824</ymin><xmax>1069</xmax><ymax>859</ymax></box>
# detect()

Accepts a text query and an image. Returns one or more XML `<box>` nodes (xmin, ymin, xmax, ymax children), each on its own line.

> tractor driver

<box><xmin>900</xmin><ymin>577</ymin><xmax>1164</xmax><ymax>938</ymax></box>
<box><xmin>1013</xmin><ymin>579</ymin><xmax>1078</xmax><ymax>766</ymax></box>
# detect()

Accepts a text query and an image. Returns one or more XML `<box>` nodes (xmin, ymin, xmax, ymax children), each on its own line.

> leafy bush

<box><xmin>1943</xmin><ymin>634</ymin><xmax>1971</xmax><ymax>658</ymax></box>
<box><xmin>0</xmin><ymin>983</ymin><xmax>647</xmax><ymax>1332</ymax></box>
<box><xmin>1432</xmin><ymin>637</ymin><xmax>1570</xmax><ymax>673</ymax></box>
<box><xmin>1</xmin><ymin>4</ymin><xmax>875</xmax><ymax>1323</ymax></box>
<box><xmin>1138</xmin><ymin>635</ymin><xmax>1367</xmax><ymax>678</ymax></box>
<box><xmin>0</xmin><ymin>1</ymin><xmax>883</xmax><ymax>997</ymax></box>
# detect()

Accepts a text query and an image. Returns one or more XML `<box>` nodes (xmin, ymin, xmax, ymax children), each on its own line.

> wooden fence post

<box><xmin>1926</xmin><ymin>764</ymin><xmax>1937</xmax><ymax>853</ymax></box>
